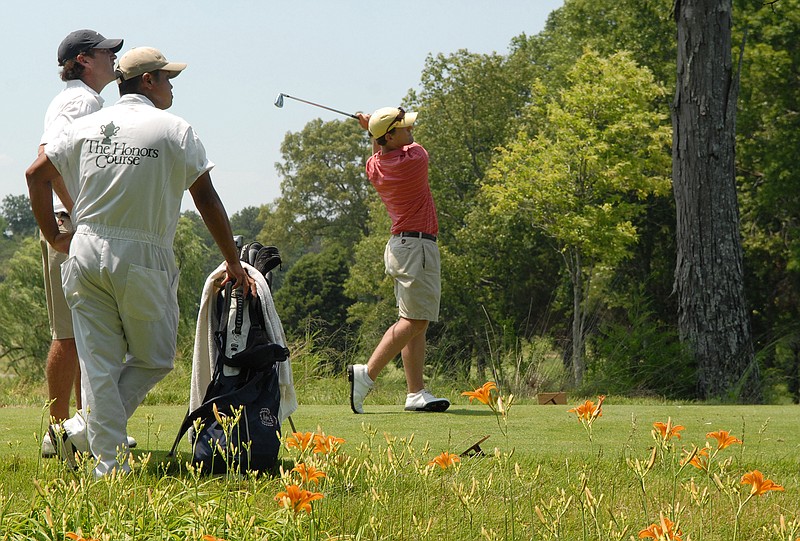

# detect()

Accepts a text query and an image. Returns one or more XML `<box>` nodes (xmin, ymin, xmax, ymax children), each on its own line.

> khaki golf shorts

<box><xmin>40</xmin><ymin>212</ymin><xmax>74</xmax><ymax>339</ymax></box>
<box><xmin>384</xmin><ymin>235</ymin><xmax>441</xmax><ymax>322</ymax></box>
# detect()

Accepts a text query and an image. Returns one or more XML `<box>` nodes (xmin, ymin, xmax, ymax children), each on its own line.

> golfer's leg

<box><xmin>401</xmin><ymin>321</ymin><xmax>429</xmax><ymax>393</ymax></box>
<box><xmin>366</xmin><ymin>318</ymin><xmax>420</xmax><ymax>382</ymax></box>
<box><xmin>45</xmin><ymin>338</ymin><xmax>79</xmax><ymax>421</ymax></box>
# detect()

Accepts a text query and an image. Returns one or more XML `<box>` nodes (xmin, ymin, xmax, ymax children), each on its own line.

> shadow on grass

<box><xmin>442</xmin><ymin>408</ymin><xmax>496</xmax><ymax>417</ymax></box>
<box><xmin>139</xmin><ymin>448</ymin><xmax>289</xmax><ymax>480</ymax></box>
<box><xmin>349</xmin><ymin>408</ymin><xmax>496</xmax><ymax>417</ymax></box>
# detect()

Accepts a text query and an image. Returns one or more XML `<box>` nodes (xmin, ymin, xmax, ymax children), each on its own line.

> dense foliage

<box><xmin>3</xmin><ymin>0</ymin><xmax>799</xmax><ymax>402</ymax></box>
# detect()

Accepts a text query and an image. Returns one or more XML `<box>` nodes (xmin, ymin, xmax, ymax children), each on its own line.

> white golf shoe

<box><xmin>404</xmin><ymin>389</ymin><xmax>450</xmax><ymax>412</ymax></box>
<box><xmin>347</xmin><ymin>364</ymin><xmax>374</xmax><ymax>414</ymax></box>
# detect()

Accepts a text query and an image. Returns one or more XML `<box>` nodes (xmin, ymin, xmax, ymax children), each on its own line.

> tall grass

<box><xmin>1</xmin><ymin>396</ymin><xmax>799</xmax><ymax>540</ymax></box>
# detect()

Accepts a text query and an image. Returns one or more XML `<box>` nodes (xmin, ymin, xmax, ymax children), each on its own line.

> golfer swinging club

<box><xmin>347</xmin><ymin>106</ymin><xmax>450</xmax><ymax>414</ymax></box>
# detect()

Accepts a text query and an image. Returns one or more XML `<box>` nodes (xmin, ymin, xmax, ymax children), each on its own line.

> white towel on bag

<box><xmin>189</xmin><ymin>261</ymin><xmax>298</xmax><ymax>431</ymax></box>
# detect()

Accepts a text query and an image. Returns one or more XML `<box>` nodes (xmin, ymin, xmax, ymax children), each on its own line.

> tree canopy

<box><xmin>485</xmin><ymin>51</ymin><xmax>672</xmax><ymax>384</ymax></box>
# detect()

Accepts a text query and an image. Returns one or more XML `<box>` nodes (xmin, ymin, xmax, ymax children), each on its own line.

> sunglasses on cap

<box><xmin>383</xmin><ymin>107</ymin><xmax>406</xmax><ymax>136</ymax></box>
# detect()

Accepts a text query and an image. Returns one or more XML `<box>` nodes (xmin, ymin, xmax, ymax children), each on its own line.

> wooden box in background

<box><xmin>537</xmin><ymin>392</ymin><xmax>567</xmax><ymax>405</ymax></box>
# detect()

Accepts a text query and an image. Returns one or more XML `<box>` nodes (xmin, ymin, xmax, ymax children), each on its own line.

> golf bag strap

<box><xmin>215</xmin><ymin>281</ymin><xmax>289</xmax><ymax>369</ymax></box>
<box><xmin>219</xmin><ymin>281</ymin><xmax>260</xmax><ymax>334</ymax></box>
<box><xmin>218</xmin><ymin>281</ymin><xmax>236</xmax><ymax>334</ymax></box>
<box><xmin>167</xmin><ymin>368</ymin><xmax>267</xmax><ymax>457</ymax></box>
<box><xmin>223</xmin><ymin>343</ymin><xmax>289</xmax><ymax>368</ymax></box>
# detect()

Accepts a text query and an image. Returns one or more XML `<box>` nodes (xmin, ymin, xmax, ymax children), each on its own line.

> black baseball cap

<box><xmin>57</xmin><ymin>29</ymin><xmax>123</xmax><ymax>66</ymax></box>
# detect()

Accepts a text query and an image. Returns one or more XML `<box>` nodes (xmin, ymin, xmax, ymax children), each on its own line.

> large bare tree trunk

<box><xmin>672</xmin><ymin>0</ymin><xmax>760</xmax><ymax>401</ymax></box>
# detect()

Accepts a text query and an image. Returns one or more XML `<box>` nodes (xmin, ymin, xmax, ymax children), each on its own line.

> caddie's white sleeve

<box><xmin>181</xmin><ymin>126</ymin><xmax>215</xmax><ymax>190</ymax></box>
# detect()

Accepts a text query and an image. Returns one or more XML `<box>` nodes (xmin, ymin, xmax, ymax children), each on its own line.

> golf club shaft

<box><xmin>282</xmin><ymin>94</ymin><xmax>358</xmax><ymax>119</ymax></box>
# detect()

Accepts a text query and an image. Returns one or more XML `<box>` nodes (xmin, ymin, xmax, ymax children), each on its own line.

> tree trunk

<box><xmin>570</xmin><ymin>250</ymin><xmax>586</xmax><ymax>386</ymax></box>
<box><xmin>672</xmin><ymin>0</ymin><xmax>760</xmax><ymax>401</ymax></box>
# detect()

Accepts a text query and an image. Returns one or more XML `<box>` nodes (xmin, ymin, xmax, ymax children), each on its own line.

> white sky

<box><xmin>1</xmin><ymin>0</ymin><xmax>562</xmax><ymax>215</ymax></box>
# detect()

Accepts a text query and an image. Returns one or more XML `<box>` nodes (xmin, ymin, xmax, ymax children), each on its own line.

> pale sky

<box><xmin>1</xmin><ymin>0</ymin><xmax>563</xmax><ymax>215</ymax></box>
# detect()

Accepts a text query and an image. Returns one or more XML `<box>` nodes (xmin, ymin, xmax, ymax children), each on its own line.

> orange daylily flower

<box><xmin>66</xmin><ymin>534</ymin><xmax>100</xmax><ymax>541</ymax></box>
<box><xmin>292</xmin><ymin>462</ymin><xmax>327</xmax><ymax>485</ymax></box>
<box><xmin>653</xmin><ymin>421</ymin><xmax>685</xmax><ymax>441</ymax></box>
<box><xmin>286</xmin><ymin>431</ymin><xmax>315</xmax><ymax>451</ymax></box>
<box><xmin>313</xmin><ymin>433</ymin><xmax>345</xmax><ymax>454</ymax></box>
<box><xmin>638</xmin><ymin>515</ymin><xmax>683</xmax><ymax>541</ymax></box>
<box><xmin>201</xmin><ymin>535</ymin><xmax>227</xmax><ymax>541</ymax></box>
<box><xmin>568</xmin><ymin>395</ymin><xmax>605</xmax><ymax>422</ymax></box>
<box><xmin>274</xmin><ymin>484</ymin><xmax>324</xmax><ymax>513</ymax></box>
<box><xmin>741</xmin><ymin>470</ymin><xmax>784</xmax><ymax>496</ymax></box>
<box><xmin>461</xmin><ymin>381</ymin><xmax>497</xmax><ymax>406</ymax></box>
<box><xmin>428</xmin><ymin>451</ymin><xmax>461</xmax><ymax>470</ymax></box>
<box><xmin>681</xmin><ymin>446</ymin><xmax>709</xmax><ymax>471</ymax></box>
<box><xmin>706</xmin><ymin>430</ymin><xmax>742</xmax><ymax>450</ymax></box>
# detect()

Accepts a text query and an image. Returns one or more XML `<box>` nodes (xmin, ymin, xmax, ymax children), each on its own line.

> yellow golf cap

<box><xmin>368</xmin><ymin>107</ymin><xmax>417</xmax><ymax>139</ymax></box>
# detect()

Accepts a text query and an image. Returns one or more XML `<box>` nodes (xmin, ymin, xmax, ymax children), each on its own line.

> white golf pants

<box><xmin>61</xmin><ymin>224</ymin><xmax>179</xmax><ymax>476</ymax></box>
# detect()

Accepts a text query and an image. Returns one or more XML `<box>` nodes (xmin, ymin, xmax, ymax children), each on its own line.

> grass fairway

<box><xmin>5</xmin><ymin>402</ymin><xmax>799</xmax><ymax>461</ymax></box>
<box><xmin>2</xmin><ymin>401</ymin><xmax>799</xmax><ymax>540</ymax></box>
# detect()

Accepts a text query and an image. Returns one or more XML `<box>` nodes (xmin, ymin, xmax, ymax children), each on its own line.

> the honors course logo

<box><xmin>87</xmin><ymin>121</ymin><xmax>160</xmax><ymax>168</ymax></box>
<box><xmin>100</xmin><ymin>122</ymin><xmax>119</xmax><ymax>144</ymax></box>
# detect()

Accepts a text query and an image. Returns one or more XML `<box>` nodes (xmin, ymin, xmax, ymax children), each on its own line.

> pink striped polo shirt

<box><xmin>366</xmin><ymin>142</ymin><xmax>438</xmax><ymax>236</ymax></box>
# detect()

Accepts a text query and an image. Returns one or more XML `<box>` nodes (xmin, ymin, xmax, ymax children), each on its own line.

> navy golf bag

<box><xmin>169</xmin><ymin>241</ymin><xmax>286</xmax><ymax>474</ymax></box>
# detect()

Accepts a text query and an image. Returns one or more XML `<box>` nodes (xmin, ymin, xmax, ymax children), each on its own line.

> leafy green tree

<box><xmin>179</xmin><ymin>210</ymin><xmax>220</xmax><ymax>278</ymax></box>
<box><xmin>508</xmin><ymin>0</ymin><xmax>681</xmax><ymax>348</ymax></box>
<box><xmin>0</xmin><ymin>238</ymin><xmax>49</xmax><ymax>381</ymax></box>
<box><xmin>258</xmin><ymin>199</ymin><xmax>315</xmax><ymax>269</ymax></box>
<box><xmin>1</xmin><ymin>194</ymin><xmax>37</xmax><ymax>237</ymax></box>
<box><xmin>275</xmin><ymin>119</ymin><xmax>372</xmax><ymax>249</ymax></box>
<box><xmin>173</xmin><ymin>215</ymin><xmax>214</xmax><ymax>358</ymax></box>
<box><xmin>230</xmin><ymin>205</ymin><xmax>265</xmax><ymax>243</ymax></box>
<box><xmin>252</xmin><ymin>201</ymin><xmax>298</xmax><ymax>292</ymax></box>
<box><xmin>274</xmin><ymin>243</ymin><xmax>355</xmax><ymax>357</ymax></box>
<box><xmin>734</xmin><ymin>0</ymin><xmax>800</xmax><ymax>401</ymax></box>
<box><xmin>448</xmin><ymin>195</ymin><xmax>565</xmax><ymax>379</ymax></box>
<box><xmin>484</xmin><ymin>51</ymin><xmax>672</xmax><ymax>385</ymax></box>
<box><xmin>344</xmin><ymin>198</ymin><xmax>396</xmax><ymax>353</ymax></box>
<box><xmin>180</xmin><ymin>210</ymin><xmax>215</xmax><ymax>248</ymax></box>
<box><xmin>515</xmin><ymin>0</ymin><xmax>675</xmax><ymax>91</ymax></box>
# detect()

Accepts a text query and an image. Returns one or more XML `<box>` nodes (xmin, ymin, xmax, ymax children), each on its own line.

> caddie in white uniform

<box><xmin>27</xmin><ymin>46</ymin><xmax>255</xmax><ymax>478</ymax></box>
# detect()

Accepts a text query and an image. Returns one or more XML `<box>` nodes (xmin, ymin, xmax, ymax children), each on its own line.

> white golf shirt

<box><xmin>40</xmin><ymin>79</ymin><xmax>105</xmax><ymax>214</ymax></box>
<box><xmin>46</xmin><ymin>93</ymin><xmax>213</xmax><ymax>246</ymax></box>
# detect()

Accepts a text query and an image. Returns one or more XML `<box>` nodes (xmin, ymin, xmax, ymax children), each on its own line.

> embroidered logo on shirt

<box><xmin>86</xmin><ymin>121</ymin><xmax>160</xmax><ymax>169</ymax></box>
<box><xmin>100</xmin><ymin>122</ymin><xmax>119</xmax><ymax>144</ymax></box>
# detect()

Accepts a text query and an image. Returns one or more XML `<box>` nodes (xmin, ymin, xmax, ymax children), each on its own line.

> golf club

<box><xmin>274</xmin><ymin>93</ymin><xmax>358</xmax><ymax>119</ymax></box>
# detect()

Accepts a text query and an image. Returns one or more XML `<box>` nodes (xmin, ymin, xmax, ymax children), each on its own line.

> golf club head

<box><xmin>274</xmin><ymin>93</ymin><xmax>284</xmax><ymax>108</ymax></box>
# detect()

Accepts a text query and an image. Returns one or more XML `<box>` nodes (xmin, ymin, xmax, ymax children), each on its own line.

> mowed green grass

<box><xmin>2</xmin><ymin>400</ymin><xmax>799</xmax><ymax>540</ymax></box>
<box><xmin>3</xmin><ymin>401</ymin><xmax>799</xmax><ymax>467</ymax></box>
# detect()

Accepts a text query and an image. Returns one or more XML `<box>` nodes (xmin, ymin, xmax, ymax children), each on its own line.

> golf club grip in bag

<box><xmin>169</xmin><ymin>281</ymin><xmax>289</xmax><ymax>474</ymax></box>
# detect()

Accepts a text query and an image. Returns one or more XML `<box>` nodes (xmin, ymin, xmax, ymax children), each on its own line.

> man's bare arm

<box><xmin>189</xmin><ymin>171</ymin><xmax>256</xmax><ymax>296</ymax></box>
<box><xmin>26</xmin><ymin>153</ymin><xmax>72</xmax><ymax>253</ymax></box>
<box><xmin>38</xmin><ymin>144</ymin><xmax>74</xmax><ymax>213</ymax></box>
